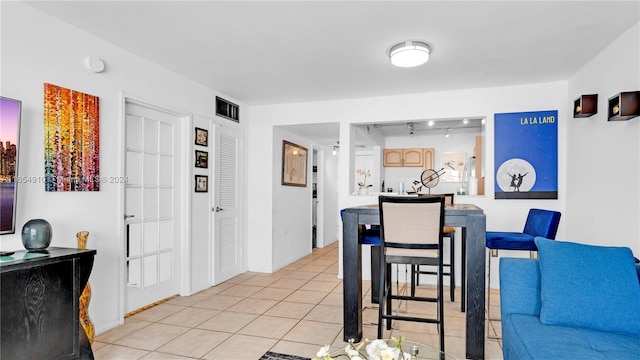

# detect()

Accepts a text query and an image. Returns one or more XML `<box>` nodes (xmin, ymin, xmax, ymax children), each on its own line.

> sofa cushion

<box><xmin>534</xmin><ymin>237</ymin><xmax>640</xmax><ymax>337</ymax></box>
<box><xmin>499</xmin><ymin>258</ymin><xmax>541</xmax><ymax>319</ymax></box>
<box><xmin>502</xmin><ymin>313</ymin><xmax>640</xmax><ymax>360</ymax></box>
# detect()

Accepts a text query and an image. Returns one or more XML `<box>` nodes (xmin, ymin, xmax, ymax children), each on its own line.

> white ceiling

<box><xmin>24</xmin><ymin>1</ymin><xmax>639</xmax><ymax>145</ymax></box>
<box><xmin>26</xmin><ymin>1</ymin><xmax>639</xmax><ymax>106</ymax></box>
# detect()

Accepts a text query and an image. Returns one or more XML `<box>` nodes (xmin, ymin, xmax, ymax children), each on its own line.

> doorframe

<box><xmin>118</xmin><ymin>92</ymin><xmax>192</xmax><ymax>321</ymax></box>
<box><xmin>313</xmin><ymin>147</ymin><xmax>326</xmax><ymax>248</ymax></box>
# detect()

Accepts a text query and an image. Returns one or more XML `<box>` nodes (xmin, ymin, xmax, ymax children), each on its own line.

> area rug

<box><xmin>259</xmin><ymin>351</ymin><xmax>311</xmax><ymax>360</ymax></box>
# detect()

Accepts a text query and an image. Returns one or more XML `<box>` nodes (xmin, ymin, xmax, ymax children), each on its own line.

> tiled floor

<box><xmin>94</xmin><ymin>242</ymin><xmax>504</xmax><ymax>359</ymax></box>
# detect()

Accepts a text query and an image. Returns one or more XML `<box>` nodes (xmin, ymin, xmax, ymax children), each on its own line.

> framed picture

<box><xmin>494</xmin><ymin>110</ymin><xmax>558</xmax><ymax>199</ymax></box>
<box><xmin>44</xmin><ymin>83</ymin><xmax>100</xmax><ymax>192</ymax></box>
<box><xmin>195</xmin><ymin>150</ymin><xmax>208</xmax><ymax>168</ymax></box>
<box><xmin>195</xmin><ymin>127</ymin><xmax>208</xmax><ymax>146</ymax></box>
<box><xmin>195</xmin><ymin>175</ymin><xmax>208</xmax><ymax>192</ymax></box>
<box><xmin>282</xmin><ymin>140</ymin><xmax>308</xmax><ymax>187</ymax></box>
<box><xmin>0</xmin><ymin>96</ymin><xmax>21</xmax><ymax>234</ymax></box>
<box><xmin>440</xmin><ymin>152</ymin><xmax>467</xmax><ymax>182</ymax></box>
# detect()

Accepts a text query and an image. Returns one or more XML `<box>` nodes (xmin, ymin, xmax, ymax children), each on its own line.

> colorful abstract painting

<box><xmin>44</xmin><ymin>83</ymin><xmax>100</xmax><ymax>191</ymax></box>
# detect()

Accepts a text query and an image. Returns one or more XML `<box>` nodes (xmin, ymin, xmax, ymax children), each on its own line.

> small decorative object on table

<box><xmin>356</xmin><ymin>169</ymin><xmax>373</xmax><ymax>195</ymax></box>
<box><xmin>77</xmin><ymin>231</ymin><xmax>95</xmax><ymax>345</ymax></box>
<box><xmin>314</xmin><ymin>337</ymin><xmax>412</xmax><ymax>360</ymax></box>
<box><xmin>21</xmin><ymin>218</ymin><xmax>52</xmax><ymax>250</ymax></box>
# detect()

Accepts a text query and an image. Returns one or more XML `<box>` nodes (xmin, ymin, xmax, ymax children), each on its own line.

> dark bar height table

<box><xmin>342</xmin><ymin>203</ymin><xmax>486</xmax><ymax>360</ymax></box>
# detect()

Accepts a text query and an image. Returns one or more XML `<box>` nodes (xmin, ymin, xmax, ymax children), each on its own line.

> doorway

<box><xmin>123</xmin><ymin>99</ymin><xmax>185</xmax><ymax>313</ymax></box>
<box><xmin>312</xmin><ymin>150</ymin><xmax>318</xmax><ymax>248</ymax></box>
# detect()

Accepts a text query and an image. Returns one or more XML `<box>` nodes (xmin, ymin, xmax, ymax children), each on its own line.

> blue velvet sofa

<box><xmin>499</xmin><ymin>238</ymin><xmax>640</xmax><ymax>360</ymax></box>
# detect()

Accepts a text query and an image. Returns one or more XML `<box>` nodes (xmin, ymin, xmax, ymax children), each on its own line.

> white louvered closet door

<box><xmin>212</xmin><ymin>124</ymin><xmax>243</xmax><ymax>284</ymax></box>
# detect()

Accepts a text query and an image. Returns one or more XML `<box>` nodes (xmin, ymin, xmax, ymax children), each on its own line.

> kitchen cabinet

<box><xmin>402</xmin><ymin>148</ymin><xmax>423</xmax><ymax>166</ymax></box>
<box><xmin>383</xmin><ymin>149</ymin><xmax>404</xmax><ymax>166</ymax></box>
<box><xmin>383</xmin><ymin>148</ymin><xmax>434</xmax><ymax>169</ymax></box>
<box><xmin>423</xmin><ymin>148</ymin><xmax>434</xmax><ymax>170</ymax></box>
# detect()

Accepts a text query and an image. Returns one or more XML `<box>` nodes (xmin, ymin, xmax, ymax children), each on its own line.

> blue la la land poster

<box><xmin>494</xmin><ymin>110</ymin><xmax>558</xmax><ymax>199</ymax></box>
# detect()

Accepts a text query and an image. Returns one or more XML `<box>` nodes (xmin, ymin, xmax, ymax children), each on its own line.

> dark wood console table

<box><xmin>1</xmin><ymin>247</ymin><xmax>97</xmax><ymax>359</ymax></box>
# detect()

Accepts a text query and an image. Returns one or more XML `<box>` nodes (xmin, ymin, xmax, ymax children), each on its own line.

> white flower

<box><xmin>356</xmin><ymin>168</ymin><xmax>372</xmax><ymax>188</ymax></box>
<box><xmin>316</xmin><ymin>345</ymin><xmax>331</xmax><ymax>358</ymax></box>
<box><xmin>379</xmin><ymin>347</ymin><xmax>400</xmax><ymax>360</ymax></box>
<box><xmin>366</xmin><ymin>339</ymin><xmax>389</xmax><ymax>359</ymax></box>
<box><xmin>325</xmin><ymin>337</ymin><xmax>407</xmax><ymax>360</ymax></box>
<box><xmin>346</xmin><ymin>349</ymin><xmax>360</xmax><ymax>357</ymax></box>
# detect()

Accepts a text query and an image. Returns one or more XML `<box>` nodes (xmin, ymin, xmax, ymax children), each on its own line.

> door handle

<box><xmin>213</xmin><ymin>207</ymin><xmax>224</xmax><ymax>212</ymax></box>
<box><xmin>126</xmin><ymin>223</ymin><xmax>130</xmax><ymax>257</ymax></box>
<box><xmin>124</xmin><ymin>214</ymin><xmax>135</xmax><ymax>219</ymax></box>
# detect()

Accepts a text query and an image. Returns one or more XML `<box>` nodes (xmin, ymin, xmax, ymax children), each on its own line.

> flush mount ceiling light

<box><xmin>389</xmin><ymin>41</ymin><xmax>431</xmax><ymax>67</ymax></box>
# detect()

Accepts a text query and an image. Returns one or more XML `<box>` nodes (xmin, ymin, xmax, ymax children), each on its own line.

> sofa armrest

<box><xmin>499</xmin><ymin>258</ymin><xmax>542</xmax><ymax>319</ymax></box>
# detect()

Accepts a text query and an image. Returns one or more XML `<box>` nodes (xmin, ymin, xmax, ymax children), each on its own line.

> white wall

<box><xmin>322</xmin><ymin>149</ymin><xmax>340</xmax><ymax>247</ymax></box>
<box><xmin>271</xmin><ymin>127</ymin><xmax>313</xmax><ymax>270</ymax></box>
<box><xmin>250</xmin><ymin>16</ymin><xmax>640</xmax><ymax>281</ymax></box>
<box><xmin>566</xmin><ymin>22</ymin><xmax>640</xmax><ymax>254</ymax></box>
<box><xmin>190</xmin><ymin>114</ymin><xmax>213</xmax><ymax>293</ymax></box>
<box><xmin>249</xmin><ymin>82</ymin><xmax>569</xmax><ymax>288</ymax></box>
<box><xmin>246</xmin><ymin>22</ymin><xmax>640</xmax><ymax>285</ymax></box>
<box><xmin>1</xmin><ymin>2</ymin><xmax>246</xmax><ymax>333</ymax></box>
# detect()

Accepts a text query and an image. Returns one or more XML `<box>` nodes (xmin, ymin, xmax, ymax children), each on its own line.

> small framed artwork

<box><xmin>195</xmin><ymin>127</ymin><xmax>208</xmax><ymax>146</ymax></box>
<box><xmin>440</xmin><ymin>152</ymin><xmax>467</xmax><ymax>182</ymax></box>
<box><xmin>282</xmin><ymin>140</ymin><xmax>308</xmax><ymax>187</ymax></box>
<box><xmin>195</xmin><ymin>150</ymin><xmax>208</xmax><ymax>168</ymax></box>
<box><xmin>195</xmin><ymin>175</ymin><xmax>208</xmax><ymax>192</ymax></box>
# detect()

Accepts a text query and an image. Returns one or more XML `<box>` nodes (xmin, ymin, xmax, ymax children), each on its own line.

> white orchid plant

<box><xmin>356</xmin><ymin>169</ymin><xmax>373</xmax><ymax>189</ymax></box>
<box><xmin>313</xmin><ymin>337</ymin><xmax>411</xmax><ymax>360</ymax></box>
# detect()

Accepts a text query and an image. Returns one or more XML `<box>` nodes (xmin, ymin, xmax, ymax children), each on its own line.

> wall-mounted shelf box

<box><xmin>608</xmin><ymin>91</ymin><xmax>639</xmax><ymax>121</ymax></box>
<box><xmin>573</xmin><ymin>94</ymin><xmax>598</xmax><ymax>118</ymax></box>
<box><xmin>215</xmin><ymin>96</ymin><xmax>239</xmax><ymax>122</ymax></box>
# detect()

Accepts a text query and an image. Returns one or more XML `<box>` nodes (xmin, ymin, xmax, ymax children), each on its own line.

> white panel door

<box><xmin>125</xmin><ymin>101</ymin><xmax>182</xmax><ymax>312</ymax></box>
<box><xmin>212</xmin><ymin>124</ymin><xmax>243</xmax><ymax>284</ymax></box>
